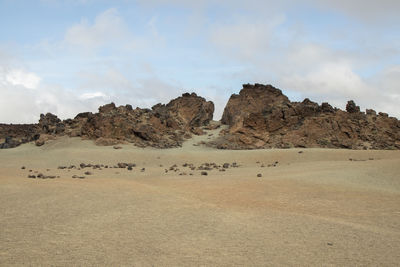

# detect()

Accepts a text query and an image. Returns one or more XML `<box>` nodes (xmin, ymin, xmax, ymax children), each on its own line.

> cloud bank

<box><xmin>0</xmin><ymin>1</ymin><xmax>399</xmax><ymax>123</ymax></box>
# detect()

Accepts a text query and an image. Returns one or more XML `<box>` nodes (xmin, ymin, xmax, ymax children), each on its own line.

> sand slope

<box><xmin>1</xmin><ymin>135</ymin><xmax>400</xmax><ymax>266</ymax></box>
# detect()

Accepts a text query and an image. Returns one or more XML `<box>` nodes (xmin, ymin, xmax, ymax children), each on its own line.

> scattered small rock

<box><xmin>201</xmin><ymin>171</ymin><xmax>208</xmax><ymax>176</ymax></box>
<box><xmin>28</xmin><ymin>175</ymin><xmax>36</xmax><ymax>178</ymax></box>
<box><xmin>118</xmin><ymin>163</ymin><xmax>128</xmax><ymax>168</ymax></box>
<box><xmin>257</xmin><ymin>173</ymin><xmax>262</xmax><ymax>177</ymax></box>
<box><xmin>21</xmin><ymin>166</ymin><xmax>26</xmax><ymax>169</ymax></box>
<box><xmin>113</xmin><ymin>145</ymin><xmax>122</xmax><ymax>149</ymax></box>
<box><xmin>84</xmin><ymin>171</ymin><xmax>92</xmax><ymax>175</ymax></box>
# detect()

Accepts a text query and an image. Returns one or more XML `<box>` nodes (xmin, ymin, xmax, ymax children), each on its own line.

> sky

<box><xmin>0</xmin><ymin>0</ymin><xmax>399</xmax><ymax>123</ymax></box>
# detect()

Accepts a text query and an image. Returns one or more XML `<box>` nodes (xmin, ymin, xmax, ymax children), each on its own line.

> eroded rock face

<box><xmin>67</xmin><ymin>93</ymin><xmax>214</xmax><ymax>148</ymax></box>
<box><xmin>221</xmin><ymin>83</ymin><xmax>289</xmax><ymax>126</ymax></box>
<box><xmin>0</xmin><ymin>92</ymin><xmax>214</xmax><ymax>149</ymax></box>
<box><xmin>162</xmin><ymin>92</ymin><xmax>214</xmax><ymax>127</ymax></box>
<box><xmin>211</xmin><ymin>84</ymin><xmax>400</xmax><ymax>150</ymax></box>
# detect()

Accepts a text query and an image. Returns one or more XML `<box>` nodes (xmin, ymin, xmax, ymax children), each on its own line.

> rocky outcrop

<box><xmin>0</xmin><ymin>124</ymin><xmax>39</xmax><ymax>148</ymax></box>
<box><xmin>1</xmin><ymin>84</ymin><xmax>400</xmax><ymax>150</ymax></box>
<box><xmin>163</xmin><ymin>92</ymin><xmax>215</xmax><ymax>127</ymax></box>
<box><xmin>210</xmin><ymin>83</ymin><xmax>400</xmax><ymax>150</ymax></box>
<box><xmin>39</xmin><ymin>113</ymin><xmax>65</xmax><ymax>134</ymax></box>
<box><xmin>221</xmin><ymin>84</ymin><xmax>289</xmax><ymax>126</ymax></box>
<box><xmin>0</xmin><ymin>92</ymin><xmax>214</xmax><ymax>149</ymax></box>
<box><xmin>61</xmin><ymin>92</ymin><xmax>214</xmax><ymax>148</ymax></box>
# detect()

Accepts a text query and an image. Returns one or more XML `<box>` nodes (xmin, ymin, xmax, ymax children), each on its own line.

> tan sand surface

<box><xmin>1</xmin><ymin>134</ymin><xmax>400</xmax><ymax>266</ymax></box>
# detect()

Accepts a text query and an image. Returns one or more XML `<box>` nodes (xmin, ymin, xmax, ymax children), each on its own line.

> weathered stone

<box><xmin>212</xmin><ymin>84</ymin><xmax>400</xmax><ymax>150</ymax></box>
<box><xmin>346</xmin><ymin>100</ymin><xmax>360</xmax><ymax>113</ymax></box>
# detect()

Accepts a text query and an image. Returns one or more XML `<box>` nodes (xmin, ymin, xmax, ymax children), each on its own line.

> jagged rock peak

<box><xmin>346</xmin><ymin>100</ymin><xmax>360</xmax><ymax>113</ymax></box>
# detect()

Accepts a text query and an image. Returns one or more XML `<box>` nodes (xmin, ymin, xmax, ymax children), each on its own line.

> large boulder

<box><xmin>162</xmin><ymin>92</ymin><xmax>214</xmax><ymax>127</ymax></box>
<box><xmin>221</xmin><ymin>83</ymin><xmax>289</xmax><ymax>126</ymax></box>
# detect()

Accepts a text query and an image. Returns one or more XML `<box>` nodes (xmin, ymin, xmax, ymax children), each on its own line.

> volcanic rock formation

<box><xmin>0</xmin><ymin>124</ymin><xmax>40</xmax><ymax>149</ymax></box>
<box><xmin>1</xmin><ymin>84</ymin><xmax>400</xmax><ymax>150</ymax></box>
<box><xmin>0</xmin><ymin>92</ymin><xmax>214</xmax><ymax>149</ymax></box>
<box><xmin>210</xmin><ymin>83</ymin><xmax>400</xmax><ymax>150</ymax></box>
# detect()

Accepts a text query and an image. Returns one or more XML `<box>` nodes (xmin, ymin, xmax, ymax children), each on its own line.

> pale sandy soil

<box><xmin>1</xmin><ymin>130</ymin><xmax>400</xmax><ymax>266</ymax></box>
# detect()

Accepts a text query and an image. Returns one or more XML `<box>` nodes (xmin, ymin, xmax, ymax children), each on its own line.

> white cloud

<box><xmin>76</xmin><ymin>67</ymin><xmax>183</xmax><ymax>108</ymax></box>
<box><xmin>40</xmin><ymin>0</ymin><xmax>95</xmax><ymax>6</ymax></box>
<box><xmin>0</xmin><ymin>59</ymin><xmax>107</xmax><ymax>123</ymax></box>
<box><xmin>209</xmin><ymin>16</ymin><xmax>285</xmax><ymax>61</ymax></box>
<box><xmin>5</xmin><ymin>69</ymin><xmax>41</xmax><ymax>89</ymax></box>
<box><xmin>307</xmin><ymin>0</ymin><xmax>400</xmax><ymax>21</ymax></box>
<box><xmin>1</xmin><ymin>3</ymin><xmax>399</xmax><ymax>124</ymax></box>
<box><xmin>208</xmin><ymin>21</ymin><xmax>400</xmax><ymax>118</ymax></box>
<box><xmin>279</xmin><ymin>62</ymin><xmax>372</xmax><ymax>110</ymax></box>
<box><xmin>79</xmin><ymin>92</ymin><xmax>108</xmax><ymax>100</ymax></box>
<box><xmin>139</xmin><ymin>0</ymin><xmax>400</xmax><ymax>21</ymax></box>
<box><xmin>65</xmin><ymin>8</ymin><xmax>129</xmax><ymax>49</ymax></box>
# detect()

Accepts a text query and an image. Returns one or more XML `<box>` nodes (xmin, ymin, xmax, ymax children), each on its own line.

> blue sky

<box><xmin>1</xmin><ymin>0</ymin><xmax>399</xmax><ymax>123</ymax></box>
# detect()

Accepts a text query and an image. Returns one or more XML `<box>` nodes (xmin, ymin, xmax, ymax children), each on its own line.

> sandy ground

<box><xmin>1</xmin><ymin>130</ymin><xmax>400</xmax><ymax>266</ymax></box>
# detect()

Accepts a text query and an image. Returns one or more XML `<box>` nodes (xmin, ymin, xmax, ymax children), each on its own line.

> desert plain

<box><xmin>1</xmin><ymin>129</ymin><xmax>400</xmax><ymax>266</ymax></box>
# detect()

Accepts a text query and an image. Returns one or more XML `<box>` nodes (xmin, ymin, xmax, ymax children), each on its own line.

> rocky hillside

<box><xmin>1</xmin><ymin>93</ymin><xmax>214</xmax><ymax>149</ymax></box>
<box><xmin>209</xmin><ymin>83</ymin><xmax>400</xmax><ymax>150</ymax></box>
<box><xmin>1</xmin><ymin>84</ymin><xmax>400</xmax><ymax>150</ymax></box>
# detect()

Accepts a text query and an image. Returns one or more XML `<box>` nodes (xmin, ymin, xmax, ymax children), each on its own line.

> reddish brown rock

<box><xmin>0</xmin><ymin>92</ymin><xmax>214</xmax><ymax>149</ymax></box>
<box><xmin>221</xmin><ymin>83</ymin><xmax>289</xmax><ymax>126</ymax></box>
<box><xmin>211</xmin><ymin>83</ymin><xmax>400</xmax><ymax>150</ymax></box>
<box><xmin>64</xmin><ymin>93</ymin><xmax>214</xmax><ymax>148</ymax></box>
